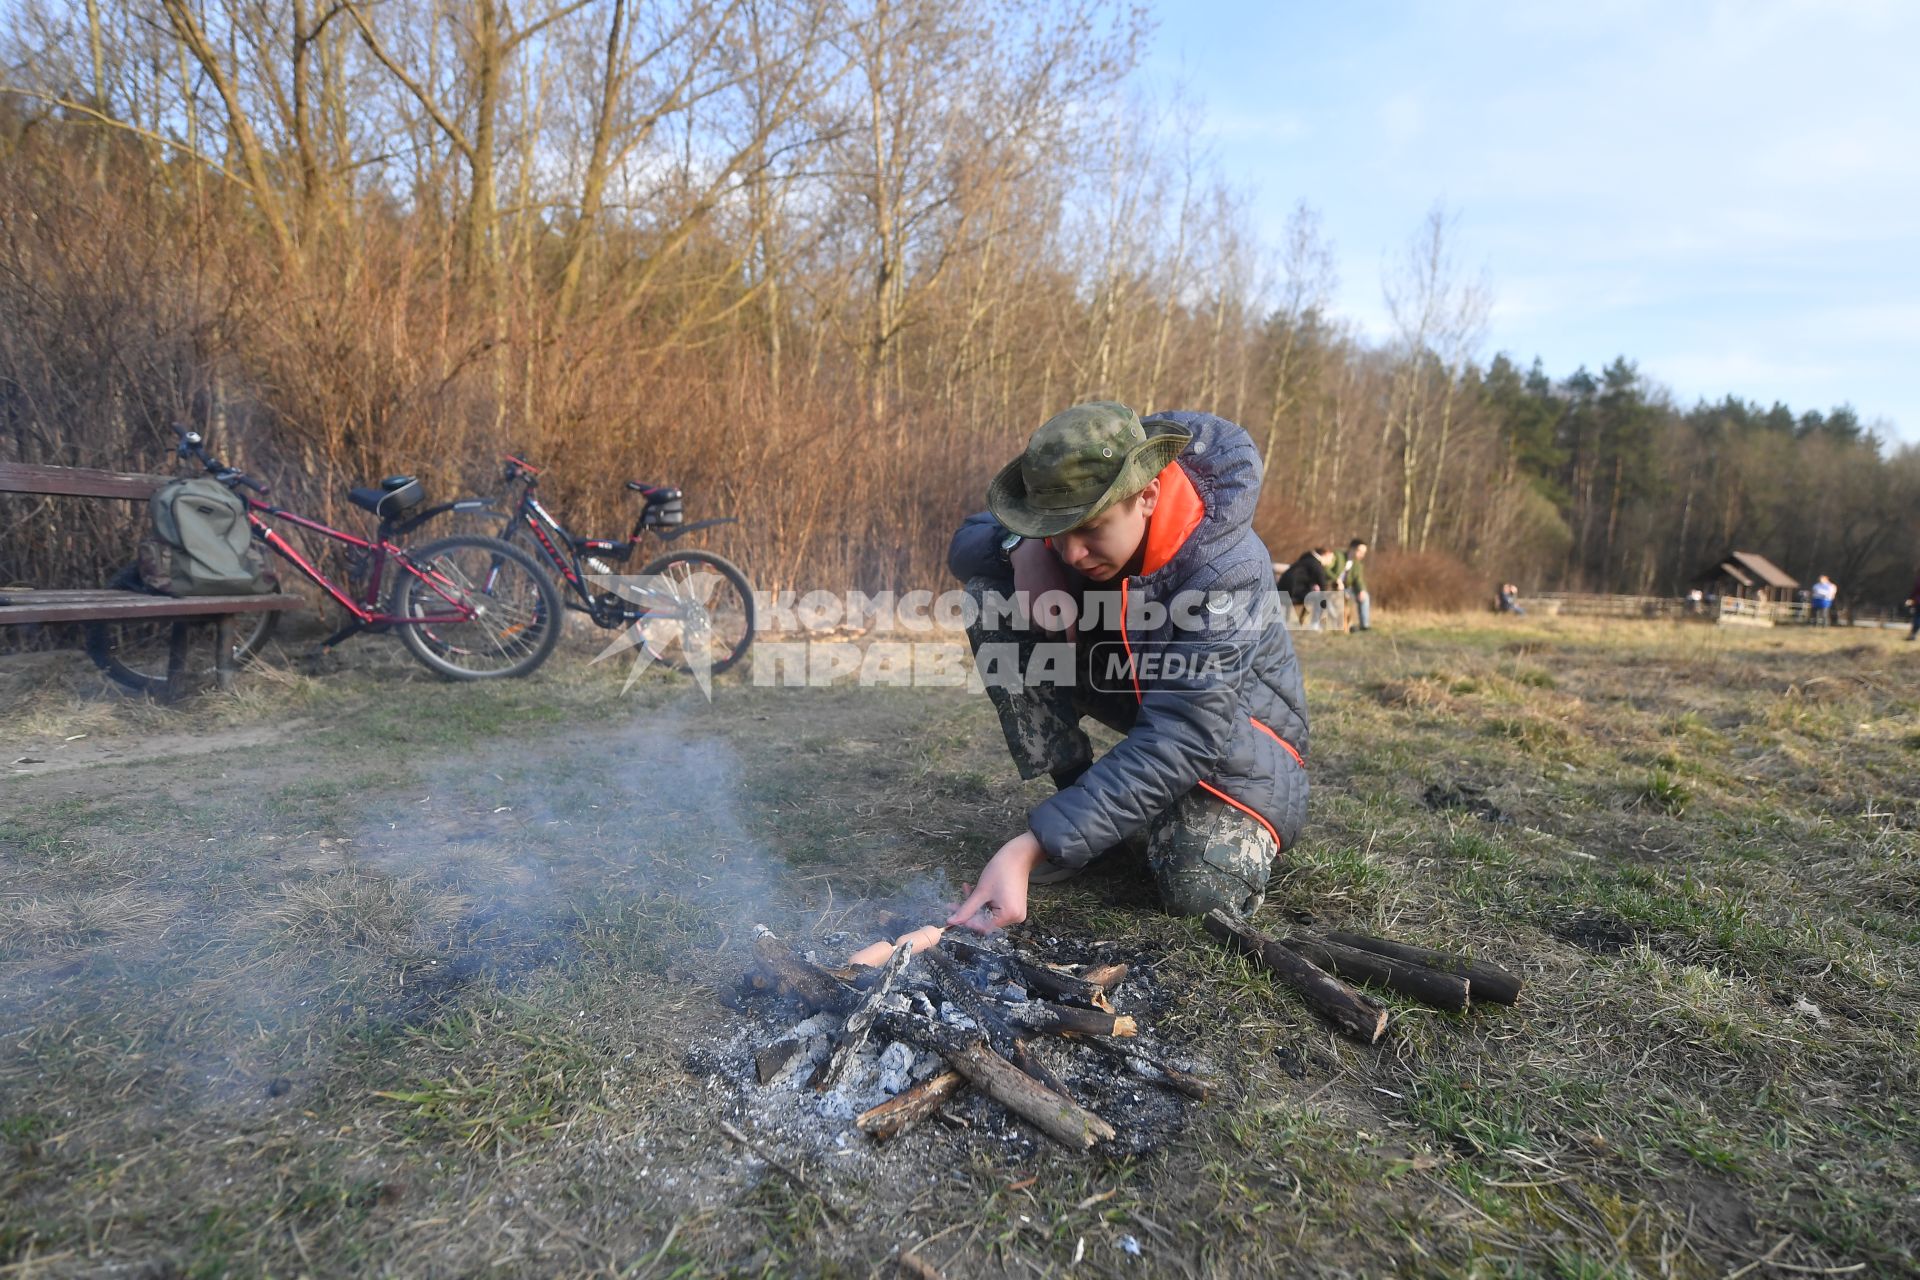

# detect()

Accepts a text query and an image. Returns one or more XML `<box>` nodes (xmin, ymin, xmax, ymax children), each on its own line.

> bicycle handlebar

<box><xmin>172</xmin><ymin>422</ymin><xmax>270</xmax><ymax>495</ymax></box>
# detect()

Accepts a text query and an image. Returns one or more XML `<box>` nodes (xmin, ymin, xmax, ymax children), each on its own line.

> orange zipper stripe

<box><xmin>1249</xmin><ymin>715</ymin><xmax>1304</xmax><ymax>767</ymax></box>
<box><xmin>1115</xmin><ymin>582</ymin><xmax>1290</xmax><ymax>850</ymax></box>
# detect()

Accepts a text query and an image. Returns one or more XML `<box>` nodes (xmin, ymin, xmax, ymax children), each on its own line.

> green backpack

<box><xmin>138</xmin><ymin>477</ymin><xmax>275</xmax><ymax>596</ymax></box>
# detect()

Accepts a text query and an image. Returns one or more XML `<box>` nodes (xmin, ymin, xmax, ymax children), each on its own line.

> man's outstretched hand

<box><xmin>947</xmin><ymin>830</ymin><xmax>1047</xmax><ymax>934</ymax></box>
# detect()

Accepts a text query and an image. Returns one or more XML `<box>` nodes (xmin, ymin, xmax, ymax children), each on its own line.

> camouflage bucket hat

<box><xmin>987</xmin><ymin>402</ymin><xmax>1191</xmax><ymax>539</ymax></box>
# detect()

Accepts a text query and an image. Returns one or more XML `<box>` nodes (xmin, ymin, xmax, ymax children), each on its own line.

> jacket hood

<box><xmin>1135</xmin><ymin>411</ymin><xmax>1262</xmax><ymax>590</ymax></box>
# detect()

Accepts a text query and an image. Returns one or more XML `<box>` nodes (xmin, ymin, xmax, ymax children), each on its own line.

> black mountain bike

<box><xmin>447</xmin><ymin>455</ymin><xmax>755</xmax><ymax>677</ymax></box>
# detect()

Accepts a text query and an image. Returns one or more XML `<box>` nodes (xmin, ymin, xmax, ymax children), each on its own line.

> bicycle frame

<box><xmin>242</xmin><ymin>495</ymin><xmax>479</xmax><ymax>626</ymax></box>
<box><xmin>495</xmin><ymin>479</ymin><xmax>735</xmax><ymax>621</ymax></box>
<box><xmin>513</xmin><ymin>491</ymin><xmax>603</xmax><ymax>594</ymax></box>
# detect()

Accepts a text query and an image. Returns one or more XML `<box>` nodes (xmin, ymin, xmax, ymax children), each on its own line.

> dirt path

<box><xmin>8</xmin><ymin>719</ymin><xmax>316</xmax><ymax>776</ymax></box>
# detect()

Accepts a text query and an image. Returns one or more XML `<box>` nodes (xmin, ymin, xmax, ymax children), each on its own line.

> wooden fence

<box><xmin>1526</xmin><ymin>593</ymin><xmax>1907</xmax><ymax>629</ymax></box>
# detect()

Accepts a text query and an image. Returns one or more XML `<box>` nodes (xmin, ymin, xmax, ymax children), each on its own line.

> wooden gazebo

<box><xmin>1692</xmin><ymin>550</ymin><xmax>1800</xmax><ymax>605</ymax></box>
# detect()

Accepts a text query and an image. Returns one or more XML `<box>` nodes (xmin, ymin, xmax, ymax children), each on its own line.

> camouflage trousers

<box><xmin>963</xmin><ymin>576</ymin><xmax>1278</xmax><ymax>919</ymax></box>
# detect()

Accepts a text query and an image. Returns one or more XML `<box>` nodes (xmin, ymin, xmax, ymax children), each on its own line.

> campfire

<box><xmin>735</xmin><ymin>908</ymin><xmax>1522</xmax><ymax>1154</ymax></box>
<box><xmin>743</xmin><ymin>915</ymin><xmax>1200</xmax><ymax>1150</ymax></box>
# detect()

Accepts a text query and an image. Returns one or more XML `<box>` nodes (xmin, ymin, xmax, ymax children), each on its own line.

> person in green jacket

<box><xmin>1330</xmin><ymin>538</ymin><xmax>1371</xmax><ymax>631</ymax></box>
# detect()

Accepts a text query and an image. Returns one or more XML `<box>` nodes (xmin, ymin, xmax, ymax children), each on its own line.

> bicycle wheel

<box><xmin>634</xmin><ymin>549</ymin><xmax>755</xmax><ymax>676</ymax></box>
<box><xmin>84</xmin><ymin>565</ymin><xmax>281</xmax><ymax>694</ymax></box>
<box><xmin>392</xmin><ymin>535</ymin><xmax>561</xmax><ymax>679</ymax></box>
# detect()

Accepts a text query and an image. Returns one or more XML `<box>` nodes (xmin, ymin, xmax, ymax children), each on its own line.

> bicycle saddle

<box><xmin>349</xmin><ymin>475</ymin><xmax>424</xmax><ymax>518</ymax></box>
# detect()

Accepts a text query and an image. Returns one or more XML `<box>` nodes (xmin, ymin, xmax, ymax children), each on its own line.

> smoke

<box><xmin>0</xmin><ymin>706</ymin><xmax>969</xmax><ymax>1126</ymax></box>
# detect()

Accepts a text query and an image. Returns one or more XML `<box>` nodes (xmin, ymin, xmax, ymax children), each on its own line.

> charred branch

<box><xmin>876</xmin><ymin>1011</ymin><xmax>1115</xmax><ymax>1150</ymax></box>
<box><xmin>943</xmin><ymin>936</ymin><xmax>1113</xmax><ymax>1011</ymax></box>
<box><xmin>1083</xmin><ymin>1040</ymin><xmax>1217</xmax><ymax>1102</ymax></box>
<box><xmin>1000</xmin><ymin>1001</ymin><xmax>1138</xmax><ymax>1039</ymax></box>
<box><xmin>818</xmin><ymin>939</ymin><xmax>913</xmax><ymax>1091</ymax></box>
<box><xmin>751</xmin><ymin>926</ymin><xmax>857</xmax><ymax>1014</ymax></box>
<box><xmin>855</xmin><ymin>1068</ymin><xmax>968</xmax><ymax>1141</ymax></box>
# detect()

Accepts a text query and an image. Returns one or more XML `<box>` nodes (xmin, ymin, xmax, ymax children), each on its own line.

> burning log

<box><xmin>877</xmin><ymin>1012</ymin><xmax>1115</xmax><ymax>1150</ymax></box>
<box><xmin>947</xmin><ymin>1040</ymin><xmax>1114</xmax><ymax>1150</ymax></box>
<box><xmin>1005</xmin><ymin>956</ymin><xmax>1115</xmax><ymax>1013</ymax></box>
<box><xmin>1203</xmin><ymin>910</ymin><xmax>1388</xmax><ymax>1044</ymax></box>
<box><xmin>1001</xmin><ymin>1001</ymin><xmax>1138</xmax><ymax>1039</ymax></box>
<box><xmin>819</xmin><ymin>940</ymin><xmax>914</xmax><ymax>1091</ymax></box>
<box><xmin>1323</xmin><ymin>931</ymin><xmax>1524</xmax><ymax>1006</ymax></box>
<box><xmin>920</xmin><ymin>946</ymin><xmax>1074</xmax><ymax>1097</ymax></box>
<box><xmin>743</xmin><ymin>916</ymin><xmax>1214</xmax><ymax>1153</ymax></box>
<box><xmin>943</xmin><ymin>936</ymin><xmax>1113</xmax><ymax>1011</ymax></box>
<box><xmin>919</xmin><ymin>946</ymin><xmax>1024</xmax><ymax>1060</ymax></box>
<box><xmin>1280</xmin><ymin>937</ymin><xmax>1471</xmax><ymax>1012</ymax></box>
<box><xmin>855</xmin><ymin>1069</ymin><xmax>967</xmax><ymax>1140</ymax></box>
<box><xmin>752</xmin><ymin>926</ymin><xmax>856</xmax><ymax>1014</ymax></box>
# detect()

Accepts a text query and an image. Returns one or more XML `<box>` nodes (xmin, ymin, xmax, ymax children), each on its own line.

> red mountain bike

<box><xmin>86</xmin><ymin>427</ymin><xmax>562</xmax><ymax>691</ymax></box>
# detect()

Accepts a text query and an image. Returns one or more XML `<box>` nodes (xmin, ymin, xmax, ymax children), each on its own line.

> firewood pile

<box><xmin>736</xmin><ymin>911</ymin><xmax>1523</xmax><ymax>1155</ymax></box>
<box><xmin>1201</xmin><ymin>910</ymin><xmax>1523</xmax><ymax>1041</ymax></box>
<box><xmin>741</xmin><ymin>919</ymin><xmax>1211</xmax><ymax>1152</ymax></box>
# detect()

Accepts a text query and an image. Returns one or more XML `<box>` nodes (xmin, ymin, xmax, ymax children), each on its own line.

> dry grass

<box><xmin>2</xmin><ymin>613</ymin><xmax>1916</xmax><ymax>1277</ymax></box>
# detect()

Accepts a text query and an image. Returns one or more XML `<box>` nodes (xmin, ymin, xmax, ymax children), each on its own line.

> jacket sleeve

<box><xmin>949</xmin><ymin>510</ymin><xmax>1011</xmax><ymax>583</ymax></box>
<box><xmin>1025</xmin><ymin>571</ymin><xmax>1256</xmax><ymax>867</ymax></box>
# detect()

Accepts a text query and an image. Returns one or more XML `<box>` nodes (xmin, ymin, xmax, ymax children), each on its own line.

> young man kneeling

<box><xmin>946</xmin><ymin>402</ymin><xmax>1308</xmax><ymax>934</ymax></box>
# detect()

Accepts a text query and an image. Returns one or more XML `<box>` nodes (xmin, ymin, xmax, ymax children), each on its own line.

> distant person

<box><xmin>1331</xmin><ymin>538</ymin><xmax>1372</xmax><ymax>632</ymax></box>
<box><xmin>1810</xmin><ymin>574</ymin><xmax>1837</xmax><ymax>626</ymax></box>
<box><xmin>1905</xmin><ymin>567</ymin><xmax>1920</xmax><ymax>641</ymax></box>
<box><xmin>1497</xmin><ymin>582</ymin><xmax>1525</xmax><ymax>616</ymax></box>
<box><xmin>1276</xmin><ymin>546</ymin><xmax>1335</xmax><ymax>626</ymax></box>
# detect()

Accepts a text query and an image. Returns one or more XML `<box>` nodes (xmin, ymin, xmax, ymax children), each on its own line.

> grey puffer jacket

<box><xmin>949</xmin><ymin>411</ymin><xmax>1309</xmax><ymax>867</ymax></box>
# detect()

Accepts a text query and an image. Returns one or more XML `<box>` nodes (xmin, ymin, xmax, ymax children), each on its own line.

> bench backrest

<box><xmin>0</xmin><ymin>461</ymin><xmax>169</xmax><ymax>500</ymax></box>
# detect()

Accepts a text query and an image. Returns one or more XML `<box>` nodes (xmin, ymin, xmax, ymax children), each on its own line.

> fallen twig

<box><xmin>716</xmin><ymin>1118</ymin><xmax>847</xmax><ymax>1223</ymax></box>
<box><xmin>1083</xmin><ymin>1039</ymin><xmax>1217</xmax><ymax>1102</ymax></box>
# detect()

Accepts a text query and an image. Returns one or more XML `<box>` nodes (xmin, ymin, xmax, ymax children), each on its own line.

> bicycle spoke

<box><xmin>399</xmin><ymin>538</ymin><xmax>555</xmax><ymax>676</ymax></box>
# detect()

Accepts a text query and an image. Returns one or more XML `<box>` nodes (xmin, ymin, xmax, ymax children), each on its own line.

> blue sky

<box><xmin>1145</xmin><ymin>0</ymin><xmax>1920</xmax><ymax>442</ymax></box>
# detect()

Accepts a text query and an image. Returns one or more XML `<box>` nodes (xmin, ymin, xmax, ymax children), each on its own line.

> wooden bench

<box><xmin>0</xmin><ymin>461</ymin><xmax>302</xmax><ymax>696</ymax></box>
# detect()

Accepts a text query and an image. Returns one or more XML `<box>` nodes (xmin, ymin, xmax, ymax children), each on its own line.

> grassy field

<box><xmin>2</xmin><ymin>615</ymin><xmax>1917</xmax><ymax>1278</ymax></box>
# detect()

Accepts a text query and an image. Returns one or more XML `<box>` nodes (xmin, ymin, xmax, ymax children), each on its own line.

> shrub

<box><xmin>1366</xmin><ymin>549</ymin><xmax>1485</xmax><ymax>613</ymax></box>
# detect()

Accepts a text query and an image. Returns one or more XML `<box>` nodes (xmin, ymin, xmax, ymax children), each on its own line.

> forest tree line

<box><xmin>2</xmin><ymin>0</ymin><xmax>1916</xmax><ymax>608</ymax></box>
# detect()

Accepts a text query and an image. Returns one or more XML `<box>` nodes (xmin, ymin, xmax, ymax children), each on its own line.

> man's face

<box><xmin>1055</xmin><ymin>480</ymin><xmax>1158</xmax><ymax>581</ymax></box>
<box><xmin>1352</xmin><ymin>543</ymin><xmax>1369</xmax><ymax>561</ymax></box>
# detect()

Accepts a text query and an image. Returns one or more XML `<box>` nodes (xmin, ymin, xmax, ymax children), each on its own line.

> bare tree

<box><xmin>1260</xmin><ymin>201</ymin><xmax>1335</xmax><ymax>474</ymax></box>
<box><xmin>1379</xmin><ymin>203</ymin><xmax>1487</xmax><ymax>549</ymax></box>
